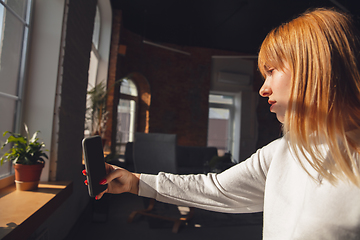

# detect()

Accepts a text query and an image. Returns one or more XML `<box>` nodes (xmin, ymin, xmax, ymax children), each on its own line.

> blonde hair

<box><xmin>258</xmin><ymin>8</ymin><xmax>360</xmax><ymax>186</ymax></box>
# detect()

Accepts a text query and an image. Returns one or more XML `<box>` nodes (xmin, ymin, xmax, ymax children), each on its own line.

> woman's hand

<box><xmin>82</xmin><ymin>163</ymin><xmax>140</xmax><ymax>200</ymax></box>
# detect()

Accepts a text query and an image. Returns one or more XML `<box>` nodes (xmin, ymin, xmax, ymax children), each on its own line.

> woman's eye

<box><xmin>266</xmin><ymin>68</ymin><xmax>274</xmax><ymax>75</ymax></box>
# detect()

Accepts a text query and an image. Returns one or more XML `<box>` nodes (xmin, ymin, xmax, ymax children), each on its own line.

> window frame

<box><xmin>0</xmin><ymin>0</ymin><xmax>32</xmax><ymax>179</ymax></box>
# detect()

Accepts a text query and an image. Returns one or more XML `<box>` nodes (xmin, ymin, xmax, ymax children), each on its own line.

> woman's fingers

<box><xmin>95</xmin><ymin>169</ymin><xmax>125</xmax><ymax>200</ymax></box>
<box><xmin>99</xmin><ymin>178</ymin><xmax>107</xmax><ymax>185</ymax></box>
<box><xmin>95</xmin><ymin>188</ymin><xmax>108</xmax><ymax>200</ymax></box>
<box><xmin>83</xmin><ymin>163</ymin><xmax>140</xmax><ymax>199</ymax></box>
<box><xmin>83</xmin><ymin>163</ymin><xmax>121</xmax><ymax>200</ymax></box>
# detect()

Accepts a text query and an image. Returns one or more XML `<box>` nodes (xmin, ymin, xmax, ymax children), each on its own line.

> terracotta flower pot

<box><xmin>14</xmin><ymin>163</ymin><xmax>44</xmax><ymax>191</ymax></box>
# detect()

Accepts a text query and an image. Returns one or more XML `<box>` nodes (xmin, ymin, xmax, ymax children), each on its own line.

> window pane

<box><xmin>0</xmin><ymin>97</ymin><xmax>16</xmax><ymax>177</ymax></box>
<box><xmin>0</xmin><ymin>158</ymin><xmax>11</xmax><ymax>178</ymax></box>
<box><xmin>209</xmin><ymin>94</ymin><xmax>233</xmax><ymax>105</ymax></box>
<box><xmin>116</xmin><ymin>99</ymin><xmax>136</xmax><ymax>155</ymax></box>
<box><xmin>0</xmin><ymin>4</ymin><xmax>25</xmax><ymax>96</ymax></box>
<box><xmin>0</xmin><ymin>96</ymin><xmax>16</xmax><ymax>133</ymax></box>
<box><xmin>5</xmin><ymin>0</ymin><xmax>28</xmax><ymax>20</ymax></box>
<box><xmin>208</xmin><ymin>107</ymin><xmax>230</xmax><ymax>156</ymax></box>
<box><xmin>120</xmin><ymin>79</ymin><xmax>138</xmax><ymax>97</ymax></box>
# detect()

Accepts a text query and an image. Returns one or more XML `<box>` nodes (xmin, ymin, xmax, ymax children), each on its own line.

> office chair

<box><xmin>127</xmin><ymin>132</ymin><xmax>194</xmax><ymax>233</ymax></box>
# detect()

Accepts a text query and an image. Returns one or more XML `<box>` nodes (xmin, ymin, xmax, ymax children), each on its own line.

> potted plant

<box><xmin>84</xmin><ymin>79</ymin><xmax>122</xmax><ymax>147</ymax></box>
<box><xmin>0</xmin><ymin>124</ymin><xmax>48</xmax><ymax>191</ymax></box>
<box><xmin>85</xmin><ymin>81</ymin><xmax>109</xmax><ymax>138</ymax></box>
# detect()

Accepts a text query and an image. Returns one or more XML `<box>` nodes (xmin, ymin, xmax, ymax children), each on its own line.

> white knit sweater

<box><xmin>138</xmin><ymin>137</ymin><xmax>360</xmax><ymax>239</ymax></box>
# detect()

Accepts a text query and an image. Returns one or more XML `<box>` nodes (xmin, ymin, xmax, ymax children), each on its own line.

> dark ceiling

<box><xmin>111</xmin><ymin>0</ymin><xmax>360</xmax><ymax>55</ymax></box>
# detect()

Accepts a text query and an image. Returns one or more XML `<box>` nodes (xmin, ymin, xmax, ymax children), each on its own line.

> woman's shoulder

<box><xmin>260</xmin><ymin>136</ymin><xmax>287</xmax><ymax>153</ymax></box>
<box><xmin>249</xmin><ymin>136</ymin><xmax>289</xmax><ymax>171</ymax></box>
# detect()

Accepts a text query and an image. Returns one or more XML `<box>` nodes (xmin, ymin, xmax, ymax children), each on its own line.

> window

<box><xmin>85</xmin><ymin>5</ymin><xmax>101</xmax><ymax>137</ymax></box>
<box><xmin>207</xmin><ymin>94</ymin><xmax>234</xmax><ymax>157</ymax></box>
<box><xmin>116</xmin><ymin>79</ymin><xmax>138</xmax><ymax>156</ymax></box>
<box><xmin>0</xmin><ymin>0</ymin><xmax>32</xmax><ymax>178</ymax></box>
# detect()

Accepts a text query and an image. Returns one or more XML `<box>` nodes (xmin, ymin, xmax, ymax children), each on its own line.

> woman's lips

<box><xmin>268</xmin><ymin>100</ymin><xmax>276</xmax><ymax>112</ymax></box>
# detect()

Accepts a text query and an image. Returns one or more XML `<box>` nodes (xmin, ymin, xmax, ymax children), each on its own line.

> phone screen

<box><xmin>82</xmin><ymin>136</ymin><xmax>108</xmax><ymax>197</ymax></box>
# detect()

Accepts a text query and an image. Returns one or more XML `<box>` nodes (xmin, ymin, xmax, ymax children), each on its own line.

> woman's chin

<box><xmin>276</xmin><ymin>115</ymin><xmax>285</xmax><ymax>124</ymax></box>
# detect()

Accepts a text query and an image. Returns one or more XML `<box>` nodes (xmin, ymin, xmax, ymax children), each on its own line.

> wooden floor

<box><xmin>64</xmin><ymin>192</ymin><xmax>263</xmax><ymax>240</ymax></box>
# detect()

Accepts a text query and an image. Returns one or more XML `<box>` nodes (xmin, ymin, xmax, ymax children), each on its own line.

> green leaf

<box><xmin>30</xmin><ymin>131</ymin><xmax>39</xmax><ymax>143</ymax></box>
<box><xmin>6</xmin><ymin>135</ymin><xmax>27</xmax><ymax>145</ymax></box>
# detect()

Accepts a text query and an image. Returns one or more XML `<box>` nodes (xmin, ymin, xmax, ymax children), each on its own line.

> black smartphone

<box><xmin>82</xmin><ymin>135</ymin><xmax>108</xmax><ymax>197</ymax></box>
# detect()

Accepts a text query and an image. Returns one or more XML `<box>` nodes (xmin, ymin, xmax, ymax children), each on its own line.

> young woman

<box><xmin>87</xmin><ymin>8</ymin><xmax>360</xmax><ymax>239</ymax></box>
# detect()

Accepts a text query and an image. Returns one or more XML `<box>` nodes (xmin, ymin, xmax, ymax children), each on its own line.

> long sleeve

<box><xmin>138</xmin><ymin>138</ymin><xmax>279</xmax><ymax>213</ymax></box>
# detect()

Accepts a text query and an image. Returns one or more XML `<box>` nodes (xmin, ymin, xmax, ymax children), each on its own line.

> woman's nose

<box><xmin>259</xmin><ymin>80</ymin><xmax>272</xmax><ymax>97</ymax></box>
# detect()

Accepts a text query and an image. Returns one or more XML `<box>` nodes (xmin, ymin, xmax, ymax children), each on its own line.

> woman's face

<box><xmin>259</xmin><ymin>64</ymin><xmax>292</xmax><ymax>123</ymax></box>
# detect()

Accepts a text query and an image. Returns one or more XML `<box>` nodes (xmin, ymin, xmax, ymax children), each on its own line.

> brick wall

<box><xmin>106</xmin><ymin>10</ymin><xmax>281</xmax><ymax>150</ymax></box>
<box><xmin>108</xmin><ymin>17</ymin><xmax>246</xmax><ymax>147</ymax></box>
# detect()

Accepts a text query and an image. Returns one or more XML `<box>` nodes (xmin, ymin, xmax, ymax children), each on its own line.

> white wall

<box><xmin>23</xmin><ymin>0</ymin><xmax>66</xmax><ymax>181</ymax></box>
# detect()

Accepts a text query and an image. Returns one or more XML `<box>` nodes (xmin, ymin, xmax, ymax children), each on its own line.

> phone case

<box><xmin>82</xmin><ymin>135</ymin><xmax>108</xmax><ymax>197</ymax></box>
